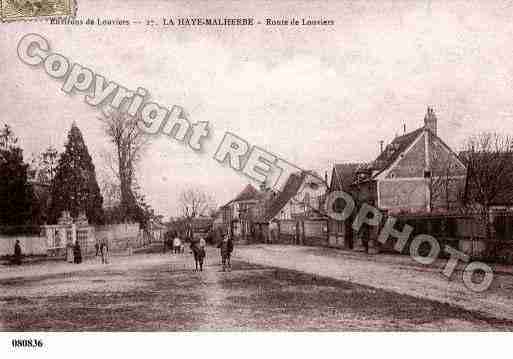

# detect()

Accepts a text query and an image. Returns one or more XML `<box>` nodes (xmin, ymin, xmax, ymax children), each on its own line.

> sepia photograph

<box><xmin>1</xmin><ymin>0</ymin><xmax>513</xmax><ymax>357</ymax></box>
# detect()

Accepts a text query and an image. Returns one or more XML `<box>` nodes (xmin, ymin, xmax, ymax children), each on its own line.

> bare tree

<box><xmin>29</xmin><ymin>145</ymin><xmax>59</xmax><ymax>185</ymax></box>
<box><xmin>99</xmin><ymin>107</ymin><xmax>148</xmax><ymax>220</ymax></box>
<box><xmin>460</xmin><ymin>132</ymin><xmax>513</xmax><ymax>237</ymax></box>
<box><xmin>429</xmin><ymin>151</ymin><xmax>466</xmax><ymax>212</ymax></box>
<box><xmin>98</xmin><ymin>172</ymin><xmax>121</xmax><ymax>208</ymax></box>
<box><xmin>178</xmin><ymin>188</ymin><xmax>216</xmax><ymax>219</ymax></box>
<box><xmin>98</xmin><ymin>149</ymin><xmax>121</xmax><ymax>208</ymax></box>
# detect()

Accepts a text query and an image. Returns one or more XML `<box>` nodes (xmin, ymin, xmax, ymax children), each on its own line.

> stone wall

<box><xmin>1</xmin><ymin>223</ymin><xmax>141</xmax><ymax>257</ymax></box>
<box><xmin>0</xmin><ymin>234</ymin><xmax>47</xmax><ymax>256</ymax></box>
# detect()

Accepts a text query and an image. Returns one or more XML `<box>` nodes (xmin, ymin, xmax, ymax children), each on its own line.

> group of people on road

<box><xmin>173</xmin><ymin>236</ymin><xmax>185</xmax><ymax>254</ymax></box>
<box><xmin>12</xmin><ymin>238</ymin><xmax>110</xmax><ymax>266</ymax></box>
<box><xmin>12</xmin><ymin>229</ymin><xmax>234</xmax><ymax>271</ymax></box>
<box><xmin>163</xmin><ymin>228</ymin><xmax>235</xmax><ymax>272</ymax></box>
<box><xmin>187</xmin><ymin>233</ymin><xmax>234</xmax><ymax>272</ymax></box>
<box><xmin>94</xmin><ymin>239</ymin><xmax>110</xmax><ymax>264</ymax></box>
<box><xmin>164</xmin><ymin>231</ymin><xmax>186</xmax><ymax>254</ymax></box>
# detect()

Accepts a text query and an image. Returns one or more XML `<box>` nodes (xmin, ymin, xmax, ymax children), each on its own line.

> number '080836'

<box><xmin>11</xmin><ymin>338</ymin><xmax>43</xmax><ymax>348</ymax></box>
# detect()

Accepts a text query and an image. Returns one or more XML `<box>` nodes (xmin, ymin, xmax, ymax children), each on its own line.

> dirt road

<box><xmin>235</xmin><ymin>245</ymin><xmax>513</xmax><ymax>323</ymax></box>
<box><xmin>1</xmin><ymin>245</ymin><xmax>512</xmax><ymax>330</ymax></box>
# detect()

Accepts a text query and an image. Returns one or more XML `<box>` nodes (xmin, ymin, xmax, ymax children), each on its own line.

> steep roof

<box><xmin>260</xmin><ymin>172</ymin><xmax>305</xmax><ymax>222</ymax></box>
<box><xmin>233</xmin><ymin>184</ymin><xmax>259</xmax><ymax>202</ymax></box>
<box><xmin>220</xmin><ymin>184</ymin><xmax>260</xmax><ymax>209</ymax></box>
<box><xmin>332</xmin><ymin>163</ymin><xmax>365</xmax><ymax>190</ymax></box>
<box><xmin>372</xmin><ymin>127</ymin><xmax>424</xmax><ymax>175</ymax></box>
<box><xmin>330</xmin><ymin>127</ymin><xmax>426</xmax><ymax>189</ymax></box>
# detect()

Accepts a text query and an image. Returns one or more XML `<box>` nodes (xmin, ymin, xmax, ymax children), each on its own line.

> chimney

<box><xmin>403</xmin><ymin>123</ymin><xmax>406</xmax><ymax>134</ymax></box>
<box><xmin>379</xmin><ymin>140</ymin><xmax>384</xmax><ymax>153</ymax></box>
<box><xmin>424</xmin><ymin>106</ymin><xmax>437</xmax><ymax>135</ymax></box>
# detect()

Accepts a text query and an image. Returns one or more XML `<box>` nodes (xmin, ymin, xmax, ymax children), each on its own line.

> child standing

<box><xmin>217</xmin><ymin>235</ymin><xmax>234</xmax><ymax>272</ymax></box>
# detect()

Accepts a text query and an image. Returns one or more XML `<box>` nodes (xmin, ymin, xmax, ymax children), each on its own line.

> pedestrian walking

<box><xmin>94</xmin><ymin>241</ymin><xmax>100</xmax><ymax>257</ymax></box>
<box><xmin>217</xmin><ymin>235</ymin><xmax>234</xmax><ymax>272</ymax></box>
<box><xmin>173</xmin><ymin>236</ymin><xmax>182</xmax><ymax>254</ymax></box>
<box><xmin>13</xmin><ymin>240</ymin><xmax>22</xmax><ymax>265</ymax></box>
<box><xmin>269</xmin><ymin>220</ymin><xmax>278</xmax><ymax>244</ymax></box>
<box><xmin>190</xmin><ymin>239</ymin><xmax>206</xmax><ymax>271</ymax></box>
<box><xmin>100</xmin><ymin>239</ymin><xmax>109</xmax><ymax>264</ymax></box>
<box><xmin>73</xmin><ymin>242</ymin><xmax>82</xmax><ymax>264</ymax></box>
<box><xmin>163</xmin><ymin>230</ymin><xmax>173</xmax><ymax>253</ymax></box>
<box><xmin>66</xmin><ymin>241</ymin><xmax>74</xmax><ymax>263</ymax></box>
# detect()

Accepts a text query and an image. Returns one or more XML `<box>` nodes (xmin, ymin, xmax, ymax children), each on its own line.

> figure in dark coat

<box><xmin>73</xmin><ymin>242</ymin><xmax>82</xmax><ymax>264</ymax></box>
<box><xmin>100</xmin><ymin>240</ymin><xmax>109</xmax><ymax>264</ymax></box>
<box><xmin>217</xmin><ymin>235</ymin><xmax>233</xmax><ymax>271</ymax></box>
<box><xmin>13</xmin><ymin>240</ymin><xmax>22</xmax><ymax>265</ymax></box>
<box><xmin>190</xmin><ymin>239</ymin><xmax>206</xmax><ymax>271</ymax></box>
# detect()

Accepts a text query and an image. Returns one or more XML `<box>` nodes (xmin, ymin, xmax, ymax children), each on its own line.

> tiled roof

<box><xmin>372</xmin><ymin>127</ymin><xmax>424</xmax><ymax>174</ymax></box>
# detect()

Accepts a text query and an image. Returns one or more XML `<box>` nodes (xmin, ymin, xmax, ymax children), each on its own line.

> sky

<box><xmin>2</xmin><ymin>0</ymin><xmax>513</xmax><ymax>218</ymax></box>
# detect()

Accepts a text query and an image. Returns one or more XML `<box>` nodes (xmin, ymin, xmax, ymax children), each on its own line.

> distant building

<box><xmin>219</xmin><ymin>184</ymin><xmax>261</xmax><ymax>241</ymax></box>
<box><xmin>251</xmin><ymin>171</ymin><xmax>328</xmax><ymax>244</ymax></box>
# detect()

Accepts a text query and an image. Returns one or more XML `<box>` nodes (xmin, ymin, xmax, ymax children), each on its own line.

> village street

<box><xmin>2</xmin><ymin>244</ymin><xmax>513</xmax><ymax>331</ymax></box>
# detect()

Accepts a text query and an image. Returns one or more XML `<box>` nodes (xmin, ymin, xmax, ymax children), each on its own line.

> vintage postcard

<box><xmin>1</xmin><ymin>0</ymin><xmax>512</xmax><ymax>357</ymax></box>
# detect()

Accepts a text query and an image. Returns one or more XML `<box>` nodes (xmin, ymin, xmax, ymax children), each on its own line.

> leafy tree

<box><xmin>49</xmin><ymin>123</ymin><xmax>104</xmax><ymax>224</ymax></box>
<box><xmin>0</xmin><ymin>124</ymin><xmax>34</xmax><ymax>225</ymax></box>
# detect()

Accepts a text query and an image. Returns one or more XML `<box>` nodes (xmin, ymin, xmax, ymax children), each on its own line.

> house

<box><xmin>219</xmin><ymin>184</ymin><xmax>261</xmax><ymax>241</ymax></box>
<box><xmin>372</xmin><ymin>107</ymin><xmax>467</xmax><ymax>213</ymax></box>
<box><xmin>327</xmin><ymin>163</ymin><xmax>367</xmax><ymax>248</ymax></box>
<box><xmin>327</xmin><ymin>107</ymin><xmax>467</xmax><ymax>248</ymax></box>
<box><xmin>334</xmin><ymin>107</ymin><xmax>466</xmax><ymax>214</ymax></box>
<box><xmin>275</xmin><ymin>171</ymin><xmax>327</xmax><ymax>220</ymax></box>
<box><xmin>253</xmin><ymin>171</ymin><xmax>328</xmax><ymax>244</ymax></box>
